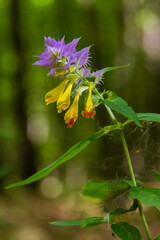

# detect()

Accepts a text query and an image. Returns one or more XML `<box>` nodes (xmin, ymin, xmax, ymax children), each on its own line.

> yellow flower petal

<box><xmin>45</xmin><ymin>79</ymin><xmax>68</xmax><ymax>106</ymax></box>
<box><xmin>57</xmin><ymin>75</ymin><xmax>77</xmax><ymax>113</ymax></box>
<box><xmin>81</xmin><ymin>82</ymin><xmax>96</xmax><ymax>118</ymax></box>
<box><xmin>64</xmin><ymin>91</ymin><xmax>80</xmax><ymax>128</ymax></box>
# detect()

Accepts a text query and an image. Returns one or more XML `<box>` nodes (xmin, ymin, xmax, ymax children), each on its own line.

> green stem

<box><xmin>93</xmin><ymin>88</ymin><xmax>152</xmax><ymax>240</ymax></box>
<box><xmin>119</xmin><ymin>131</ymin><xmax>152</xmax><ymax>240</ymax></box>
<box><xmin>119</xmin><ymin>130</ymin><xmax>137</xmax><ymax>186</ymax></box>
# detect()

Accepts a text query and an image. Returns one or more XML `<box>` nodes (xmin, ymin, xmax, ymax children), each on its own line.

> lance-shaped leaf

<box><xmin>102</xmin><ymin>64</ymin><xmax>130</xmax><ymax>74</ymax></box>
<box><xmin>49</xmin><ymin>216</ymin><xmax>106</xmax><ymax>228</ymax></box>
<box><xmin>6</xmin><ymin>126</ymin><xmax>117</xmax><ymax>189</ymax></box>
<box><xmin>137</xmin><ymin>113</ymin><xmax>160</xmax><ymax>123</ymax></box>
<box><xmin>129</xmin><ymin>187</ymin><xmax>160</xmax><ymax>211</ymax></box>
<box><xmin>153</xmin><ymin>169</ymin><xmax>160</xmax><ymax>182</ymax></box>
<box><xmin>111</xmin><ymin>222</ymin><xmax>142</xmax><ymax>240</ymax></box>
<box><xmin>123</xmin><ymin>113</ymin><xmax>160</xmax><ymax>126</ymax></box>
<box><xmin>100</xmin><ymin>91</ymin><xmax>141</xmax><ymax>127</ymax></box>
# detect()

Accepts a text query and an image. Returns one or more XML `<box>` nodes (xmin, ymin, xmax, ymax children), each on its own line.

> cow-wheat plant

<box><xmin>6</xmin><ymin>37</ymin><xmax>160</xmax><ymax>240</ymax></box>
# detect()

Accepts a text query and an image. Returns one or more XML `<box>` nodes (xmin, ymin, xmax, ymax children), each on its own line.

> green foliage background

<box><xmin>0</xmin><ymin>0</ymin><xmax>160</xmax><ymax>239</ymax></box>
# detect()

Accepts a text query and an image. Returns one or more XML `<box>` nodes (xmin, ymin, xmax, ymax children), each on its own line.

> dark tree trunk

<box><xmin>10</xmin><ymin>0</ymin><xmax>37</xmax><ymax>183</ymax></box>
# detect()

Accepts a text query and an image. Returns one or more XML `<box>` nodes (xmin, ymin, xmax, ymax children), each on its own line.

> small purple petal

<box><xmin>48</xmin><ymin>68</ymin><xmax>56</xmax><ymax>76</ymax></box>
<box><xmin>35</xmin><ymin>52</ymin><xmax>49</xmax><ymax>59</ymax></box>
<box><xmin>92</xmin><ymin>68</ymin><xmax>106</xmax><ymax>83</ymax></box>
<box><xmin>75</xmin><ymin>46</ymin><xmax>91</xmax><ymax>67</ymax></box>
<box><xmin>57</xmin><ymin>37</ymin><xmax>65</xmax><ymax>53</ymax></box>
<box><xmin>44</xmin><ymin>37</ymin><xmax>57</xmax><ymax>47</ymax></box>
<box><xmin>33</xmin><ymin>59</ymin><xmax>53</xmax><ymax>67</ymax></box>
<box><xmin>81</xmin><ymin>67</ymin><xmax>91</xmax><ymax>78</ymax></box>
<box><xmin>62</xmin><ymin>38</ymin><xmax>81</xmax><ymax>56</ymax></box>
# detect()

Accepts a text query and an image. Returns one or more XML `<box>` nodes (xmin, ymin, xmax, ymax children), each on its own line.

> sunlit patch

<box><xmin>27</xmin><ymin>113</ymin><xmax>49</xmax><ymax>144</ymax></box>
<box><xmin>65</xmin><ymin>162</ymin><xmax>87</xmax><ymax>188</ymax></box>
<box><xmin>40</xmin><ymin>176</ymin><xmax>63</xmax><ymax>199</ymax></box>
<box><xmin>16</xmin><ymin>226</ymin><xmax>51</xmax><ymax>240</ymax></box>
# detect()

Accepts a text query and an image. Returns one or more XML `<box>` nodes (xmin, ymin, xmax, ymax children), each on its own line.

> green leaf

<box><xmin>103</xmin><ymin>64</ymin><xmax>130</xmax><ymax>74</ymax></box>
<box><xmin>123</xmin><ymin>113</ymin><xmax>160</xmax><ymax>126</ymax></box>
<box><xmin>110</xmin><ymin>200</ymin><xmax>138</xmax><ymax>221</ymax></box>
<box><xmin>154</xmin><ymin>235</ymin><xmax>160</xmax><ymax>240</ymax></box>
<box><xmin>137</xmin><ymin>113</ymin><xmax>160</xmax><ymax>123</ymax></box>
<box><xmin>153</xmin><ymin>170</ymin><xmax>160</xmax><ymax>182</ymax></box>
<box><xmin>101</xmin><ymin>91</ymin><xmax>141</xmax><ymax>126</ymax></box>
<box><xmin>6</xmin><ymin>128</ymin><xmax>110</xmax><ymax>189</ymax></box>
<box><xmin>111</xmin><ymin>222</ymin><xmax>142</xmax><ymax>240</ymax></box>
<box><xmin>49</xmin><ymin>216</ymin><xmax>106</xmax><ymax>228</ymax></box>
<box><xmin>129</xmin><ymin>187</ymin><xmax>160</xmax><ymax>210</ymax></box>
<box><xmin>82</xmin><ymin>180</ymin><xmax>133</xmax><ymax>199</ymax></box>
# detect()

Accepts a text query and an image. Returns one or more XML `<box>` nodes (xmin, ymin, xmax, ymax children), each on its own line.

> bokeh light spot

<box><xmin>40</xmin><ymin>176</ymin><xmax>63</xmax><ymax>199</ymax></box>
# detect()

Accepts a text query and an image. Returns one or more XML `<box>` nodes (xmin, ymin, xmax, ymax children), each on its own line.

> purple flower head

<box><xmin>33</xmin><ymin>36</ymin><xmax>82</xmax><ymax>77</ymax></box>
<box><xmin>92</xmin><ymin>68</ymin><xmax>106</xmax><ymax>84</ymax></box>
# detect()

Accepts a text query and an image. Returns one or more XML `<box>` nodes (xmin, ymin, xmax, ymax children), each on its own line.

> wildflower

<box><xmin>33</xmin><ymin>37</ymin><xmax>80</xmax><ymax>76</ymax></box>
<box><xmin>45</xmin><ymin>78</ymin><xmax>69</xmax><ymax>105</ymax></box>
<box><xmin>33</xmin><ymin>37</ymin><xmax>91</xmax><ymax>78</ymax></box>
<box><xmin>81</xmin><ymin>82</ymin><xmax>96</xmax><ymax>118</ymax></box>
<box><xmin>64</xmin><ymin>91</ymin><xmax>80</xmax><ymax>128</ymax></box>
<box><xmin>34</xmin><ymin>36</ymin><xmax>97</xmax><ymax>128</ymax></box>
<box><xmin>57</xmin><ymin>78</ymin><xmax>75</xmax><ymax>113</ymax></box>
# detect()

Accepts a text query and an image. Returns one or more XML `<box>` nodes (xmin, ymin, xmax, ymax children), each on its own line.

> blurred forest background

<box><xmin>0</xmin><ymin>0</ymin><xmax>160</xmax><ymax>239</ymax></box>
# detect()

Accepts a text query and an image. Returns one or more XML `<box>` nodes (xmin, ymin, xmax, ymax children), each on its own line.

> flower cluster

<box><xmin>34</xmin><ymin>37</ymin><xmax>104</xmax><ymax>128</ymax></box>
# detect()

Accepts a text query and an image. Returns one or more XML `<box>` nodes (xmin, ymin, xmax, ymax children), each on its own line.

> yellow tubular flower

<box><xmin>81</xmin><ymin>82</ymin><xmax>96</xmax><ymax>118</ymax></box>
<box><xmin>64</xmin><ymin>91</ymin><xmax>80</xmax><ymax>128</ymax></box>
<box><xmin>57</xmin><ymin>76</ymin><xmax>77</xmax><ymax>113</ymax></box>
<box><xmin>45</xmin><ymin>79</ymin><xmax>68</xmax><ymax>106</ymax></box>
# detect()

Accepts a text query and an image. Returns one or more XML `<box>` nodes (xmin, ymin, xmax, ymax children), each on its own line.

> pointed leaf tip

<box><xmin>5</xmin><ymin>129</ymin><xmax>105</xmax><ymax>189</ymax></box>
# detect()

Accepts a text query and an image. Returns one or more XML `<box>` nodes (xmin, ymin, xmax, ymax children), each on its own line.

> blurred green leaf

<box><xmin>129</xmin><ymin>187</ymin><xmax>160</xmax><ymax>210</ymax></box>
<box><xmin>111</xmin><ymin>222</ymin><xmax>142</xmax><ymax>240</ymax></box>
<box><xmin>153</xmin><ymin>170</ymin><xmax>160</xmax><ymax>182</ymax></box>
<box><xmin>49</xmin><ymin>216</ymin><xmax>106</xmax><ymax>228</ymax></box>
<box><xmin>82</xmin><ymin>180</ymin><xmax>135</xmax><ymax>199</ymax></box>
<box><xmin>154</xmin><ymin>235</ymin><xmax>160</xmax><ymax>240</ymax></box>
<box><xmin>101</xmin><ymin>92</ymin><xmax>141</xmax><ymax>126</ymax></box>
<box><xmin>6</xmin><ymin>127</ymin><xmax>114</xmax><ymax>189</ymax></box>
